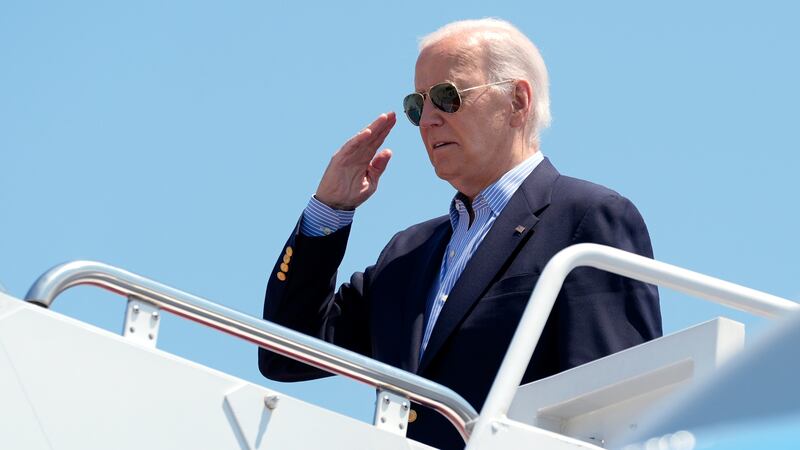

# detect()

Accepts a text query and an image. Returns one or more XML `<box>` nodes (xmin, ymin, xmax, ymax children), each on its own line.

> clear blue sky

<box><xmin>2</xmin><ymin>0</ymin><xmax>798</xmax><ymax>442</ymax></box>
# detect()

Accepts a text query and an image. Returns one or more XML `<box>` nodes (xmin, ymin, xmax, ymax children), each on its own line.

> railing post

<box><xmin>373</xmin><ymin>389</ymin><xmax>411</xmax><ymax>436</ymax></box>
<box><xmin>122</xmin><ymin>297</ymin><xmax>161</xmax><ymax>348</ymax></box>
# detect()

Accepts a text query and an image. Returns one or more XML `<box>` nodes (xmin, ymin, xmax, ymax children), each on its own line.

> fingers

<box><xmin>341</xmin><ymin>112</ymin><xmax>396</xmax><ymax>158</ymax></box>
<box><xmin>370</xmin><ymin>149</ymin><xmax>392</xmax><ymax>174</ymax></box>
<box><xmin>365</xmin><ymin>111</ymin><xmax>395</xmax><ymax>136</ymax></box>
<box><xmin>365</xmin><ymin>112</ymin><xmax>394</xmax><ymax>133</ymax></box>
<box><xmin>344</xmin><ymin>113</ymin><xmax>390</xmax><ymax>145</ymax></box>
<box><xmin>366</xmin><ymin>111</ymin><xmax>396</xmax><ymax>139</ymax></box>
<box><xmin>365</xmin><ymin>112</ymin><xmax>396</xmax><ymax>149</ymax></box>
<box><xmin>367</xmin><ymin>149</ymin><xmax>392</xmax><ymax>186</ymax></box>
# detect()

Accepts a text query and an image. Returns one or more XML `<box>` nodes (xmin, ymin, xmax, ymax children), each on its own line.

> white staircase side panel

<box><xmin>465</xmin><ymin>416</ymin><xmax>604</xmax><ymax>450</ymax></box>
<box><xmin>0</xmin><ymin>294</ymin><xmax>434</xmax><ymax>450</ymax></box>
<box><xmin>508</xmin><ymin>317</ymin><xmax>745</xmax><ymax>448</ymax></box>
<box><xmin>0</xmin><ymin>332</ymin><xmax>53</xmax><ymax>449</ymax></box>
<box><xmin>0</xmin><ymin>291</ymin><xmax>25</xmax><ymax>320</ymax></box>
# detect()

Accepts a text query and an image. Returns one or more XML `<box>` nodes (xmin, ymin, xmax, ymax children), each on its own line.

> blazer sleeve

<box><xmin>258</xmin><ymin>217</ymin><xmax>375</xmax><ymax>382</ymax></box>
<box><xmin>556</xmin><ymin>193</ymin><xmax>663</xmax><ymax>370</ymax></box>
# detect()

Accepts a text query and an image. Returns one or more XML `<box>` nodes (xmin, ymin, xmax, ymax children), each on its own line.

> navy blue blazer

<box><xmin>259</xmin><ymin>158</ymin><xmax>662</xmax><ymax>449</ymax></box>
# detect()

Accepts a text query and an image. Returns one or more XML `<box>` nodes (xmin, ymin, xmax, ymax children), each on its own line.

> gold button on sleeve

<box><xmin>408</xmin><ymin>409</ymin><xmax>417</xmax><ymax>423</ymax></box>
<box><xmin>280</xmin><ymin>263</ymin><xmax>289</xmax><ymax>272</ymax></box>
<box><xmin>283</xmin><ymin>254</ymin><xmax>291</xmax><ymax>264</ymax></box>
<box><xmin>276</xmin><ymin>272</ymin><xmax>287</xmax><ymax>281</ymax></box>
<box><xmin>286</xmin><ymin>246</ymin><xmax>293</xmax><ymax>256</ymax></box>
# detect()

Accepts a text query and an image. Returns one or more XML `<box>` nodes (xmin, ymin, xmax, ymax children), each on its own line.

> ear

<box><xmin>509</xmin><ymin>79</ymin><xmax>533</xmax><ymax>128</ymax></box>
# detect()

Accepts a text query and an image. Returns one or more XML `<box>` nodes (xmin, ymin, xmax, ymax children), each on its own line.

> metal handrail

<box><xmin>467</xmin><ymin>243</ymin><xmax>800</xmax><ymax>449</ymax></box>
<box><xmin>24</xmin><ymin>261</ymin><xmax>478</xmax><ymax>441</ymax></box>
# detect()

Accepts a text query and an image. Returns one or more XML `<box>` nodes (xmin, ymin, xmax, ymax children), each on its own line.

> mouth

<box><xmin>432</xmin><ymin>141</ymin><xmax>457</xmax><ymax>150</ymax></box>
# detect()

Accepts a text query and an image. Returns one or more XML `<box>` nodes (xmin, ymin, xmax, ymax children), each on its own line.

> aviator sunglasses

<box><xmin>402</xmin><ymin>79</ymin><xmax>515</xmax><ymax>126</ymax></box>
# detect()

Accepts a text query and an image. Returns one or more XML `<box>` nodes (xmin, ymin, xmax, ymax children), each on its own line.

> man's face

<box><xmin>414</xmin><ymin>37</ymin><xmax>515</xmax><ymax>198</ymax></box>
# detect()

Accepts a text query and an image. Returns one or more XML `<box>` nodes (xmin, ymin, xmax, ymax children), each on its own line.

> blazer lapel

<box><xmin>418</xmin><ymin>158</ymin><xmax>560</xmax><ymax>373</ymax></box>
<box><xmin>400</xmin><ymin>219</ymin><xmax>452</xmax><ymax>373</ymax></box>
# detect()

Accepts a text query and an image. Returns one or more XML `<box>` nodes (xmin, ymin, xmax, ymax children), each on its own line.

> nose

<box><xmin>418</xmin><ymin>96</ymin><xmax>444</xmax><ymax>128</ymax></box>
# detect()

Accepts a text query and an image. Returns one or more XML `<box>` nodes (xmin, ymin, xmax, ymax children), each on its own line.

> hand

<box><xmin>315</xmin><ymin>112</ymin><xmax>396</xmax><ymax>210</ymax></box>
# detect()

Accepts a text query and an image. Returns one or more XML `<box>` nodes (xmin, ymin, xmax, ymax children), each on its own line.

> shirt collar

<box><xmin>449</xmin><ymin>152</ymin><xmax>545</xmax><ymax>229</ymax></box>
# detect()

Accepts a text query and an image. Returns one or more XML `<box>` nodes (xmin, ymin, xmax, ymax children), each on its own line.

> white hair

<box><xmin>419</xmin><ymin>18</ymin><xmax>551</xmax><ymax>145</ymax></box>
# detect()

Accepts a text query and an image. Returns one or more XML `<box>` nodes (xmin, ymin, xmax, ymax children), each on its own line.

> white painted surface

<box><xmin>475</xmin><ymin>243</ymin><xmax>795</xmax><ymax>448</ymax></box>
<box><xmin>623</xmin><ymin>309</ymin><xmax>800</xmax><ymax>448</ymax></box>
<box><xmin>0</xmin><ymin>293</ymin><xmax>53</xmax><ymax>450</ymax></box>
<box><xmin>465</xmin><ymin>416</ymin><xmax>604</xmax><ymax>450</ymax></box>
<box><xmin>0</xmin><ymin>294</ymin><xmax>434</xmax><ymax>450</ymax></box>
<box><xmin>508</xmin><ymin>318</ymin><xmax>745</xmax><ymax>448</ymax></box>
<box><xmin>0</xmin><ymin>290</ymin><xmax>763</xmax><ymax>450</ymax></box>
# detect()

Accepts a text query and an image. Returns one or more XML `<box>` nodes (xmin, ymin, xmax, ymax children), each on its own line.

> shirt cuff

<box><xmin>300</xmin><ymin>196</ymin><xmax>355</xmax><ymax>237</ymax></box>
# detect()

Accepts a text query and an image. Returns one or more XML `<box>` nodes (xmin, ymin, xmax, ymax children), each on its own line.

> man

<box><xmin>259</xmin><ymin>19</ymin><xmax>662</xmax><ymax>450</ymax></box>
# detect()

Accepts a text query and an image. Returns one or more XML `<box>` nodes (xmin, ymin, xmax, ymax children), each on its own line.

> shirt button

<box><xmin>322</xmin><ymin>227</ymin><xmax>332</xmax><ymax>235</ymax></box>
<box><xmin>449</xmin><ymin>250</ymin><xmax>455</xmax><ymax>258</ymax></box>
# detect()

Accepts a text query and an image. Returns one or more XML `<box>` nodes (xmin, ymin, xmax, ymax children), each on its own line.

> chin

<box><xmin>434</xmin><ymin>169</ymin><xmax>461</xmax><ymax>188</ymax></box>
<box><xmin>431</xmin><ymin>156</ymin><xmax>457</xmax><ymax>177</ymax></box>
<box><xmin>431</xmin><ymin>162</ymin><xmax>450</xmax><ymax>179</ymax></box>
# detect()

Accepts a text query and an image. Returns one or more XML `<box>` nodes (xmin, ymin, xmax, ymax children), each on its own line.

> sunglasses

<box><xmin>402</xmin><ymin>79</ymin><xmax>515</xmax><ymax>126</ymax></box>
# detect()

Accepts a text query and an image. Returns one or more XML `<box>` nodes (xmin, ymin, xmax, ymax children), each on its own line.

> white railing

<box><xmin>24</xmin><ymin>261</ymin><xmax>478</xmax><ymax>441</ymax></box>
<box><xmin>24</xmin><ymin>245</ymin><xmax>799</xmax><ymax>448</ymax></box>
<box><xmin>467</xmin><ymin>243</ymin><xmax>799</xmax><ymax>449</ymax></box>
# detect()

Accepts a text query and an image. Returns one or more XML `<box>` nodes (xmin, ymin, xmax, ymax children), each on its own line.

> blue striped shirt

<box><xmin>300</xmin><ymin>196</ymin><xmax>355</xmax><ymax>237</ymax></box>
<box><xmin>300</xmin><ymin>152</ymin><xmax>545</xmax><ymax>357</ymax></box>
<box><xmin>419</xmin><ymin>152</ymin><xmax>543</xmax><ymax>355</ymax></box>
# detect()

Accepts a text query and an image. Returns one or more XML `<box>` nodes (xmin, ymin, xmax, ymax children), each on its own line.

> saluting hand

<box><xmin>314</xmin><ymin>112</ymin><xmax>396</xmax><ymax>210</ymax></box>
